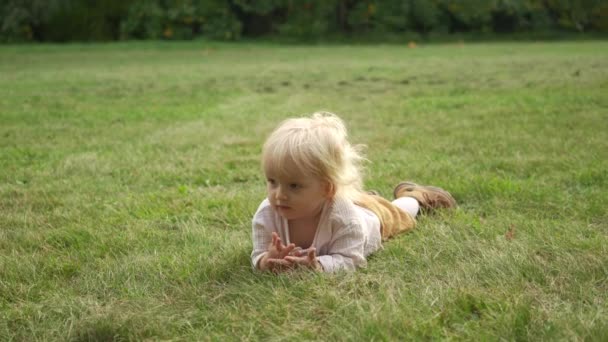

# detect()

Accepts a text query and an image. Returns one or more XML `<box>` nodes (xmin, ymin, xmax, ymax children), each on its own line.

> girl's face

<box><xmin>265</xmin><ymin>167</ymin><xmax>331</xmax><ymax>221</ymax></box>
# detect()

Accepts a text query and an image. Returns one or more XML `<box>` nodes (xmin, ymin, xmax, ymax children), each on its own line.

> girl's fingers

<box><xmin>307</xmin><ymin>249</ymin><xmax>321</xmax><ymax>271</ymax></box>
<box><xmin>284</xmin><ymin>248</ymin><xmax>315</xmax><ymax>261</ymax></box>
<box><xmin>284</xmin><ymin>256</ymin><xmax>308</xmax><ymax>265</ymax></box>
<box><xmin>283</xmin><ymin>256</ymin><xmax>299</xmax><ymax>263</ymax></box>
<box><xmin>271</xmin><ymin>232</ymin><xmax>279</xmax><ymax>248</ymax></box>
<box><xmin>275</xmin><ymin>236</ymin><xmax>288</xmax><ymax>252</ymax></box>
<box><xmin>308</xmin><ymin>248</ymin><xmax>317</xmax><ymax>261</ymax></box>
<box><xmin>273</xmin><ymin>234</ymin><xmax>294</xmax><ymax>255</ymax></box>
<box><xmin>289</xmin><ymin>247</ymin><xmax>303</xmax><ymax>257</ymax></box>
<box><xmin>275</xmin><ymin>240</ymin><xmax>282</xmax><ymax>252</ymax></box>
<box><xmin>284</xmin><ymin>249</ymin><xmax>318</xmax><ymax>269</ymax></box>
<box><xmin>280</xmin><ymin>243</ymin><xmax>296</xmax><ymax>257</ymax></box>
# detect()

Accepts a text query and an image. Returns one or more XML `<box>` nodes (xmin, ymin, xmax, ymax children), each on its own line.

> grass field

<box><xmin>1</xmin><ymin>40</ymin><xmax>607</xmax><ymax>340</ymax></box>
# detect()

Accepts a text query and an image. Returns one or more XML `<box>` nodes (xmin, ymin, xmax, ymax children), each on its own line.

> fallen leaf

<box><xmin>505</xmin><ymin>224</ymin><xmax>515</xmax><ymax>241</ymax></box>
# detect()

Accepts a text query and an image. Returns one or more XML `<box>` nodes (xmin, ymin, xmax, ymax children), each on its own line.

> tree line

<box><xmin>2</xmin><ymin>0</ymin><xmax>607</xmax><ymax>42</ymax></box>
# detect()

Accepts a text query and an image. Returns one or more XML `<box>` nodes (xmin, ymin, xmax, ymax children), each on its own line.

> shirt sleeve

<box><xmin>316</xmin><ymin>219</ymin><xmax>367</xmax><ymax>272</ymax></box>
<box><xmin>251</xmin><ymin>203</ymin><xmax>274</xmax><ymax>270</ymax></box>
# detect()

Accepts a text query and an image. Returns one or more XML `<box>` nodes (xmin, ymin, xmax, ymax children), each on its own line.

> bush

<box><xmin>276</xmin><ymin>1</ymin><xmax>336</xmax><ymax>39</ymax></box>
<box><xmin>1</xmin><ymin>0</ymin><xmax>607</xmax><ymax>42</ymax></box>
<box><xmin>545</xmin><ymin>0</ymin><xmax>606</xmax><ymax>32</ymax></box>
<box><xmin>487</xmin><ymin>0</ymin><xmax>553</xmax><ymax>32</ymax></box>
<box><xmin>193</xmin><ymin>0</ymin><xmax>242</xmax><ymax>40</ymax></box>
<box><xmin>590</xmin><ymin>3</ymin><xmax>608</xmax><ymax>31</ymax></box>
<box><xmin>438</xmin><ymin>0</ymin><xmax>495</xmax><ymax>32</ymax></box>
<box><xmin>0</xmin><ymin>0</ymin><xmax>61</xmax><ymax>42</ymax></box>
<box><xmin>409</xmin><ymin>0</ymin><xmax>443</xmax><ymax>33</ymax></box>
<box><xmin>120</xmin><ymin>1</ymin><xmax>164</xmax><ymax>39</ymax></box>
<box><xmin>1</xmin><ymin>0</ymin><xmax>132</xmax><ymax>42</ymax></box>
<box><xmin>120</xmin><ymin>0</ymin><xmax>241</xmax><ymax>40</ymax></box>
<box><xmin>347</xmin><ymin>1</ymin><xmax>376</xmax><ymax>33</ymax></box>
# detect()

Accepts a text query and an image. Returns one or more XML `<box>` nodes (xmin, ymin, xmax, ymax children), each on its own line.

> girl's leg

<box><xmin>393</xmin><ymin>181</ymin><xmax>456</xmax><ymax>212</ymax></box>
<box><xmin>392</xmin><ymin>196</ymin><xmax>420</xmax><ymax>218</ymax></box>
<box><xmin>356</xmin><ymin>193</ymin><xmax>416</xmax><ymax>239</ymax></box>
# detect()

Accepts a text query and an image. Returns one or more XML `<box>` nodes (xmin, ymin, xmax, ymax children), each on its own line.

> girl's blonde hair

<box><xmin>262</xmin><ymin>111</ymin><xmax>366</xmax><ymax>201</ymax></box>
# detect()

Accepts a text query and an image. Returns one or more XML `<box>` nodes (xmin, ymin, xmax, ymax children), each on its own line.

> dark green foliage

<box><xmin>439</xmin><ymin>0</ymin><xmax>496</xmax><ymax>32</ymax></box>
<box><xmin>119</xmin><ymin>0</ymin><xmax>241</xmax><ymax>40</ymax></box>
<box><xmin>120</xmin><ymin>1</ymin><xmax>164</xmax><ymax>40</ymax></box>
<box><xmin>1</xmin><ymin>0</ymin><xmax>607</xmax><ymax>42</ymax></box>
<box><xmin>348</xmin><ymin>1</ymin><xmax>411</xmax><ymax>33</ymax></box>
<box><xmin>410</xmin><ymin>0</ymin><xmax>442</xmax><ymax>33</ymax></box>
<box><xmin>490</xmin><ymin>0</ymin><xmax>555</xmax><ymax>32</ymax></box>
<box><xmin>0</xmin><ymin>0</ymin><xmax>133</xmax><ymax>42</ymax></box>
<box><xmin>275</xmin><ymin>1</ymin><xmax>338</xmax><ymax>39</ymax></box>
<box><xmin>0</xmin><ymin>0</ymin><xmax>62</xmax><ymax>42</ymax></box>
<box><xmin>45</xmin><ymin>0</ymin><xmax>133</xmax><ymax>41</ymax></box>
<box><xmin>545</xmin><ymin>0</ymin><xmax>607</xmax><ymax>32</ymax></box>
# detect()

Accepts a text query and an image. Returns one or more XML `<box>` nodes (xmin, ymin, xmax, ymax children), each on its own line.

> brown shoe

<box><xmin>393</xmin><ymin>181</ymin><xmax>456</xmax><ymax>211</ymax></box>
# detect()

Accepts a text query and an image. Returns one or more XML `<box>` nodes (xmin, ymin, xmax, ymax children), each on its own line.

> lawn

<box><xmin>1</xmin><ymin>40</ymin><xmax>607</xmax><ymax>340</ymax></box>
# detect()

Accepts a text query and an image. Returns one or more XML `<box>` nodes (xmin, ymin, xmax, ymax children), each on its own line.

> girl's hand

<box><xmin>259</xmin><ymin>232</ymin><xmax>296</xmax><ymax>272</ymax></box>
<box><xmin>284</xmin><ymin>248</ymin><xmax>322</xmax><ymax>271</ymax></box>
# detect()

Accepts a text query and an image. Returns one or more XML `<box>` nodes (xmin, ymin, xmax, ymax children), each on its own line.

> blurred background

<box><xmin>2</xmin><ymin>0</ymin><xmax>607</xmax><ymax>43</ymax></box>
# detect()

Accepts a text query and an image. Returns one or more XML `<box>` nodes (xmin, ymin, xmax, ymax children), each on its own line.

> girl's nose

<box><xmin>275</xmin><ymin>186</ymin><xmax>288</xmax><ymax>200</ymax></box>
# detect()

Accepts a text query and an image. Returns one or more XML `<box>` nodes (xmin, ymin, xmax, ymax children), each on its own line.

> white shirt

<box><xmin>251</xmin><ymin>196</ymin><xmax>382</xmax><ymax>272</ymax></box>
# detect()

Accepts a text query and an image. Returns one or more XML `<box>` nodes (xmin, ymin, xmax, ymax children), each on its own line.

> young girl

<box><xmin>251</xmin><ymin>112</ymin><xmax>456</xmax><ymax>273</ymax></box>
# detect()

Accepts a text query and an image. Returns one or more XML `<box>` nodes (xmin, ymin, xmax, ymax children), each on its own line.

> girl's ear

<box><xmin>324</xmin><ymin>181</ymin><xmax>336</xmax><ymax>199</ymax></box>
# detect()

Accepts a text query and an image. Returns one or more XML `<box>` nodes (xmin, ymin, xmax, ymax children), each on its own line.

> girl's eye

<box><xmin>267</xmin><ymin>179</ymin><xmax>276</xmax><ymax>185</ymax></box>
<box><xmin>289</xmin><ymin>183</ymin><xmax>300</xmax><ymax>190</ymax></box>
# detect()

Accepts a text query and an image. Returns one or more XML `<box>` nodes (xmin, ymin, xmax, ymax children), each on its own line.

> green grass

<box><xmin>1</xmin><ymin>40</ymin><xmax>607</xmax><ymax>340</ymax></box>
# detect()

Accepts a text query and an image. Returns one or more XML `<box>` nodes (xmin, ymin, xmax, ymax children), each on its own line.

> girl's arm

<box><xmin>251</xmin><ymin>202</ymin><xmax>276</xmax><ymax>269</ymax></box>
<box><xmin>251</xmin><ymin>220</ymin><xmax>272</xmax><ymax>270</ymax></box>
<box><xmin>251</xmin><ymin>203</ymin><xmax>297</xmax><ymax>272</ymax></box>
<box><xmin>316</xmin><ymin>220</ymin><xmax>367</xmax><ymax>272</ymax></box>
